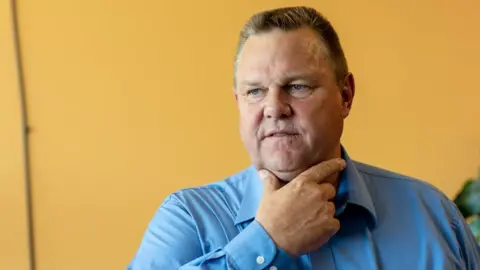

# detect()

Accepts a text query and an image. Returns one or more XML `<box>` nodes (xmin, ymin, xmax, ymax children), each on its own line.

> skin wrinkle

<box><xmin>235</xmin><ymin>27</ymin><xmax>353</xmax><ymax>182</ymax></box>
<box><xmin>234</xmin><ymin>27</ymin><xmax>336</xmax><ymax>88</ymax></box>
<box><xmin>237</xmin><ymin>30</ymin><xmax>328</xmax><ymax>94</ymax></box>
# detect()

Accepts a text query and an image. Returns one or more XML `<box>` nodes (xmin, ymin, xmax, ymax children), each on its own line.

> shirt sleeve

<box><xmin>449</xmin><ymin>202</ymin><xmax>480</xmax><ymax>270</ymax></box>
<box><xmin>127</xmin><ymin>195</ymin><xmax>298</xmax><ymax>270</ymax></box>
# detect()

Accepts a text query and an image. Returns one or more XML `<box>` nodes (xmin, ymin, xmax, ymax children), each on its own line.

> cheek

<box><xmin>238</xmin><ymin>103</ymin><xmax>262</xmax><ymax>140</ymax></box>
<box><xmin>296</xmin><ymin>94</ymin><xmax>343</xmax><ymax>134</ymax></box>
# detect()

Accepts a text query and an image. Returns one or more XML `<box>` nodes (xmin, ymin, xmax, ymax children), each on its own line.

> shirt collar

<box><xmin>234</xmin><ymin>146</ymin><xmax>377</xmax><ymax>228</ymax></box>
<box><xmin>234</xmin><ymin>165</ymin><xmax>263</xmax><ymax>225</ymax></box>
<box><xmin>337</xmin><ymin>147</ymin><xmax>377</xmax><ymax>228</ymax></box>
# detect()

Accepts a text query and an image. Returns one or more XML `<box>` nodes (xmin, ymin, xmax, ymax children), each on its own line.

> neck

<box><xmin>269</xmin><ymin>144</ymin><xmax>343</xmax><ymax>184</ymax></box>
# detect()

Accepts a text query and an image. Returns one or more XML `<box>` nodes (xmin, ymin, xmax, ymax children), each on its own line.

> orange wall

<box><xmin>0</xmin><ymin>1</ymin><xmax>30</xmax><ymax>269</ymax></box>
<box><xmin>4</xmin><ymin>0</ymin><xmax>480</xmax><ymax>269</ymax></box>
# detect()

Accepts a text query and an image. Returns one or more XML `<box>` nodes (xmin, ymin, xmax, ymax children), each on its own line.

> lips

<box><xmin>263</xmin><ymin>130</ymin><xmax>299</xmax><ymax>139</ymax></box>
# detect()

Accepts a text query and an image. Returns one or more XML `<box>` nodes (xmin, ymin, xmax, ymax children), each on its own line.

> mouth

<box><xmin>263</xmin><ymin>131</ymin><xmax>299</xmax><ymax>139</ymax></box>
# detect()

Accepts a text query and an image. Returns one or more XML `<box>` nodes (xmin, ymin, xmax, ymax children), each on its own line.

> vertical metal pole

<box><xmin>9</xmin><ymin>0</ymin><xmax>36</xmax><ymax>269</ymax></box>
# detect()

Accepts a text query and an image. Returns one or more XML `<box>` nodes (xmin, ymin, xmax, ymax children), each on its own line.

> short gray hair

<box><xmin>234</xmin><ymin>6</ymin><xmax>348</xmax><ymax>85</ymax></box>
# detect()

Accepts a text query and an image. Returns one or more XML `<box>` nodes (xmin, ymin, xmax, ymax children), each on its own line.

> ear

<box><xmin>341</xmin><ymin>73</ymin><xmax>355</xmax><ymax>118</ymax></box>
<box><xmin>232</xmin><ymin>87</ymin><xmax>238</xmax><ymax>102</ymax></box>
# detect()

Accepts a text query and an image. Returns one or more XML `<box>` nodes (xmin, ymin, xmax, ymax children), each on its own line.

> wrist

<box><xmin>255</xmin><ymin>218</ymin><xmax>299</xmax><ymax>258</ymax></box>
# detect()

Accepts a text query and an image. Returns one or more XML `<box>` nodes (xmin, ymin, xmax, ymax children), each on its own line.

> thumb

<box><xmin>258</xmin><ymin>169</ymin><xmax>282</xmax><ymax>194</ymax></box>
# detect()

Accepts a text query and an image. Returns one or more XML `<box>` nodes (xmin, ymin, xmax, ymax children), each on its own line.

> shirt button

<box><xmin>269</xmin><ymin>266</ymin><xmax>278</xmax><ymax>270</ymax></box>
<box><xmin>256</xmin><ymin>255</ymin><xmax>265</xmax><ymax>264</ymax></box>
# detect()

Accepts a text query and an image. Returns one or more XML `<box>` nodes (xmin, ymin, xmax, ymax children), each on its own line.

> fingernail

<box><xmin>258</xmin><ymin>170</ymin><xmax>267</xmax><ymax>180</ymax></box>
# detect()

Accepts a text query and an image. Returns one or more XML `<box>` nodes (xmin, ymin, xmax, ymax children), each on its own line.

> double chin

<box><xmin>270</xmin><ymin>169</ymin><xmax>304</xmax><ymax>183</ymax></box>
<box><xmin>256</xmin><ymin>152</ymin><xmax>309</xmax><ymax>182</ymax></box>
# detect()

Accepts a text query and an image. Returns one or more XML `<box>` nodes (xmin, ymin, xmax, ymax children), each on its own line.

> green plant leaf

<box><xmin>467</xmin><ymin>216</ymin><xmax>480</xmax><ymax>245</ymax></box>
<box><xmin>454</xmin><ymin>179</ymin><xmax>480</xmax><ymax>218</ymax></box>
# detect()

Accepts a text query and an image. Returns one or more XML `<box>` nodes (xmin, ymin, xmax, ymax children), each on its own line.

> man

<box><xmin>128</xmin><ymin>6</ymin><xmax>480</xmax><ymax>270</ymax></box>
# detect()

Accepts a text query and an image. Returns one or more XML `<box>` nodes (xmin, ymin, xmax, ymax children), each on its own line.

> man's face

<box><xmin>235</xmin><ymin>27</ymin><xmax>354</xmax><ymax>181</ymax></box>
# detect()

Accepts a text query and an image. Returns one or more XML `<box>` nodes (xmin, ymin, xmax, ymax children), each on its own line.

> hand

<box><xmin>255</xmin><ymin>158</ymin><xmax>346</xmax><ymax>257</ymax></box>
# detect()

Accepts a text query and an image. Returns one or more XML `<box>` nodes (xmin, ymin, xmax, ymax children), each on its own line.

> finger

<box><xmin>258</xmin><ymin>169</ymin><xmax>282</xmax><ymax>194</ymax></box>
<box><xmin>295</xmin><ymin>158</ymin><xmax>346</xmax><ymax>184</ymax></box>
<box><xmin>318</xmin><ymin>218</ymin><xmax>340</xmax><ymax>238</ymax></box>
<box><xmin>327</xmin><ymin>218</ymin><xmax>340</xmax><ymax>236</ymax></box>
<box><xmin>317</xmin><ymin>183</ymin><xmax>336</xmax><ymax>201</ymax></box>
<box><xmin>325</xmin><ymin>201</ymin><xmax>336</xmax><ymax>216</ymax></box>
<box><xmin>314</xmin><ymin>218</ymin><xmax>340</xmax><ymax>246</ymax></box>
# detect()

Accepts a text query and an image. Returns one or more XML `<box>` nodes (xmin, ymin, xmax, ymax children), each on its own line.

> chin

<box><xmin>270</xmin><ymin>170</ymin><xmax>302</xmax><ymax>182</ymax></box>
<box><xmin>261</xmin><ymin>155</ymin><xmax>308</xmax><ymax>182</ymax></box>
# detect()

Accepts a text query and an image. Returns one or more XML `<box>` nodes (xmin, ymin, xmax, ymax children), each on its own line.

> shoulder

<box><xmin>354</xmin><ymin>160</ymin><xmax>480</xmax><ymax>267</ymax></box>
<box><xmin>354</xmin><ymin>160</ymin><xmax>451</xmax><ymax>202</ymax></box>
<box><xmin>352</xmin><ymin>160</ymin><xmax>475</xmax><ymax>245</ymax></box>
<box><xmin>162</xmin><ymin>166</ymin><xmax>253</xmax><ymax>212</ymax></box>
<box><xmin>352</xmin><ymin>160</ymin><xmax>463</xmax><ymax>222</ymax></box>
<box><xmin>353</xmin><ymin>160</ymin><xmax>469</xmax><ymax>235</ymax></box>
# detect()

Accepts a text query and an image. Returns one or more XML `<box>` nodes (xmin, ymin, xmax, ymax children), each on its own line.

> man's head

<box><xmin>234</xmin><ymin>6</ymin><xmax>355</xmax><ymax>182</ymax></box>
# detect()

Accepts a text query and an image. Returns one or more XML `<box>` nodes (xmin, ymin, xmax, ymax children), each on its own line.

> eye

<box><xmin>247</xmin><ymin>88</ymin><xmax>262</xmax><ymax>96</ymax></box>
<box><xmin>291</xmin><ymin>84</ymin><xmax>307</xmax><ymax>91</ymax></box>
<box><xmin>243</xmin><ymin>88</ymin><xmax>266</xmax><ymax>102</ymax></box>
<box><xmin>286</xmin><ymin>84</ymin><xmax>313</xmax><ymax>98</ymax></box>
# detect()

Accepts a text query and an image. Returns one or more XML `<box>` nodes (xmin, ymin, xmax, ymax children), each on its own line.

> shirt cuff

<box><xmin>274</xmin><ymin>246</ymin><xmax>298</xmax><ymax>268</ymax></box>
<box><xmin>224</xmin><ymin>220</ymin><xmax>296</xmax><ymax>269</ymax></box>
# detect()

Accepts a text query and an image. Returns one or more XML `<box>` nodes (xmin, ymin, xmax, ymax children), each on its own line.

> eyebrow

<box><xmin>239</xmin><ymin>80</ymin><xmax>264</xmax><ymax>88</ymax></box>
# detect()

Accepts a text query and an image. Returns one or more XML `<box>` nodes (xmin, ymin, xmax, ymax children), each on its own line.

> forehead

<box><xmin>236</xmin><ymin>28</ymin><xmax>332</xmax><ymax>84</ymax></box>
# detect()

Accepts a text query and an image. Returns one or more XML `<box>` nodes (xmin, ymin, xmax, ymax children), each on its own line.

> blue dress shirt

<box><xmin>128</xmin><ymin>149</ymin><xmax>480</xmax><ymax>269</ymax></box>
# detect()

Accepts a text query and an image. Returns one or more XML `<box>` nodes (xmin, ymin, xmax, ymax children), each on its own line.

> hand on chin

<box><xmin>260</xmin><ymin>159</ymin><xmax>306</xmax><ymax>183</ymax></box>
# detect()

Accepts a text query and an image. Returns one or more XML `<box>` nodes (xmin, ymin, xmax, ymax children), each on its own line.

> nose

<box><xmin>263</xmin><ymin>88</ymin><xmax>292</xmax><ymax>119</ymax></box>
